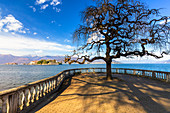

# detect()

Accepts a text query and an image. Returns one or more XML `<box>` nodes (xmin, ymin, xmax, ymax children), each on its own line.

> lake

<box><xmin>0</xmin><ymin>64</ymin><xmax>170</xmax><ymax>91</ymax></box>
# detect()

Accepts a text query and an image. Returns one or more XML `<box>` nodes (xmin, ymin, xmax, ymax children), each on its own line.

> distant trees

<box><xmin>65</xmin><ymin>0</ymin><xmax>170</xmax><ymax>80</ymax></box>
<box><xmin>37</xmin><ymin>60</ymin><xmax>43</xmax><ymax>64</ymax></box>
<box><xmin>36</xmin><ymin>59</ymin><xmax>60</xmax><ymax>65</ymax></box>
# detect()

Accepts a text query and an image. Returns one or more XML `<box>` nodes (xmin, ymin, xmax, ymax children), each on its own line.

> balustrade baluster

<box><xmin>166</xmin><ymin>74</ymin><xmax>170</xmax><ymax>82</ymax></box>
<box><xmin>36</xmin><ymin>85</ymin><xmax>40</xmax><ymax>100</ymax></box>
<box><xmin>24</xmin><ymin>89</ymin><xmax>31</xmax><ymax>107</ymax></box>
<box><xmin>116</xmin><ymin>68</ymin><xmax>118</xmax><ymax>74</ymax></box>
<box><xmin>152</xmin><ymin>72</ymin><xmax>156</xmax><ymax>78</ymax></box>
<box><xmin>55</xmin><ymin>77</ymin><xmax>58</xmax><ymax>87</ymax></box>
<box><xmin>49</xmin><ymin>81</ymin><xmax>52</xmax><ymax>92</ymax></box>
<box><xmin>30</xmin><ymin>87</ymin><xmax>36</xmax><ymax>103</ymax></box>
<box><xmin>142</xmin><ymin>70</ymin><xmax>145</xmax><ymax>77</ymax></box>
<box><xmin>52</xmin><ymin>80</ymin><xmax>55</xmax><ymax>90</ymax></box>
<box><xmin>57</xmin><ymin>77</ymin><xmax>59</xmax><ymax>85</ymax></box>
<box><xmin>60</xmin><ymin>75</ymin><xmax>62</xmax><ymax>83</ymax></box>
<box><xmin>162</xmin><ymin>73</ymin><xmax>164</xmax><ymax>80</ymax></box>
<box><xmin>40</xmin><ymin>84</ymin><xmax>43</xmax><ymax>97</ymax></box>
<box><xmin>159</xmin><ymin>73</ymin><xmax>161</xmax><ymax>79</ymax></box>
<box><xmin>158</xmin><ymin>73</ymin><xmax>162</xmax><ymax>79</ymax></box>
<box><xmin>158</xmin><ymin>73</ymin><xmax>160</xmax><ymax>79</ymax></box>
<box><xmin>51</xmin><ymin>80</ymin><xmax>53</xmax><ymax>90</ymax></box>
<box><xmin>1</xmin><ymin>95</ymin><xmax>9</xmax><ymax>113</ymax></box>
<box><xmin>7</xmin><ymin>93</ymin><xmax>18</xmax><ymax>113</ymax></box>
<box><xmin>52</xmin><ymin>80</ymin><xmax>54</xmax><ymax>90</ymax></box>
<box><xmin>0</xmin><ymin>98</ymin><xmax>2</xmax><ymax>113</ymax></box>
<box><xmin>61</xmin><ymin>74</ymin><xmax>64</xmax><ymax>81</ymax></box>
<box><xmin>54</xmin><ymin>79</ymin><xmax>56</xmax><ymax>89</ymax></box>
<box><xmin>66</xmin><ymin>72</ymin><xmax>68</xmax><ymax>77</ymax></box>
<box><xmin>46</xmin><ymin>81</ymin><xmax>49</xmax><ymax>94</ymax></box>
<box><xmin>86</xmin><ymin>69</ymin><xmax>88</xmax><ymax>73</ymax></box>
<box><xmin>43</xmin><ymin>82</ymin><xmax>46</xmax><ymax>96</ymax></box>
<box><xmin>53</xmin><ymin>79</ymin><xmax>56</xmax><ymax>90</ymax></box>
<box><xmin>124</xmin><ymin>69</ymin><xmax>126</xmax><ymax>74</ymax></box>
<box><xmin>164</xmin><ymin>73</ymin><xmax>166</xmax><ymax>80</ymax></box>
<box><xmin>19</xmin><ymin>91</ymin><xmax>24</xmax><ymax>111</ymax></box>
<box><xmin>133</xmin><ymin>70</ymin><xmax>136</xmax><ymax>75</ymax></box>
<box><xmin>156</xmin><ymin>72</ymin><xmax>158</xmax><ymax>78</ymax></box>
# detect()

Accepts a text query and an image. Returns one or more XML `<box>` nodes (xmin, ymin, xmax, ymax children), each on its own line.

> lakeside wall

<box><xmin>0</xmin><ymin>68</ymin><xmax>169</xmax><ymax>113</ymax></box>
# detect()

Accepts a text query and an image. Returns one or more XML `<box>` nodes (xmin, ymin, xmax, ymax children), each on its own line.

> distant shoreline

<box><xmin>0</xmin><ymin>63</ymin><xmax>170</xmax><ymax>65</ymax></box>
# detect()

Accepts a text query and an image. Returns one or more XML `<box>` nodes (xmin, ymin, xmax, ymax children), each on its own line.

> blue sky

<box><xmin>0</xmin><ymin>0</ymin><xmax>169</xmax><ymax>62</ymax></box>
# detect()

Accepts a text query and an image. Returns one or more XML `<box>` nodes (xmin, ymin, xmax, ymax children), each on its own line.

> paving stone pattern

<box><xmin>35</xmin><ymin>73</ymin><xmax>170</xmax><ymax>113</ymax></box>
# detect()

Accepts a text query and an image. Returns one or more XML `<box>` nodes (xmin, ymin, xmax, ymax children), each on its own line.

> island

<box><xmin>28</xmin><ymin>59</ymin><xmax>62</xmax><ymax>65</ymax></box>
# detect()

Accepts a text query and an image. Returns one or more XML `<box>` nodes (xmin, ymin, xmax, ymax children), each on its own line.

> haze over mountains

<box><xmin>0</xmin><ymin>54</ymin><xmax>65</xmax><ymax>64</ymax></box>
<box><xmin>0</xmin><ymin>54</ymin><xmax>169</xmax><ymax>64</ymax></box>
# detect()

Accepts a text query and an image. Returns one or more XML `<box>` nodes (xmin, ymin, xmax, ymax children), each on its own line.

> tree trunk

<box><xmin>106</xmin><ymin>61</ymin><xmax>112</xmax><ymax>80</ymax></box>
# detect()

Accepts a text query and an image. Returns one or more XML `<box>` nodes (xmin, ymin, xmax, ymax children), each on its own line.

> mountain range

<box><xmin>0</xmin><ymin>54</ymin><xmax>169</xmax><ymax>64</ymax></box>
<box><xmin>0</xmin><ymin>54</ymin><xmax>65</xmax><ymax>64</ymax></box>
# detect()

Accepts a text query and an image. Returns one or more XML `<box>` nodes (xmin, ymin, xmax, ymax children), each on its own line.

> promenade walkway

<box><xmin>32</xmin><ymin>73</ymin><xmax>170</xmax><ymax>113</ymax></box>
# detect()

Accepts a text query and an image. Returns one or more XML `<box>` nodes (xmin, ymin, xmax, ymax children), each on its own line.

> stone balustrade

<box><xmin>0</xmin><ymin>68</ymin><xmax>169</xmax><ymax>113</ymax></box>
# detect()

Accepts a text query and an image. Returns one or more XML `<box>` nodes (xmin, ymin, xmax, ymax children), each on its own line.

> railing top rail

<box><xmin>0</xmin><ymin>71</ymin><xmax>64</xmax><ymax>96</ymax></box>
<box><xmin>66</xmin><ymin>68</ymin><xmax>170</xmax><ymax>73</ymax></box>
<box><xmin>0</xmin><ymin>68</ymin><xmax>169</xmax><ymax>97</ymax></box>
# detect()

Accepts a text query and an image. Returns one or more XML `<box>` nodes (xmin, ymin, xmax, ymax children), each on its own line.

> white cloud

<box><xmin>11</xmin><ymin>32</ymin><xmax>15</xmax><ymax>35</ymax></box>
<box><xmin>115</xmin><ymin>55</ymin><xmax>170</xmax><ymax>63</ymax></box>
<box><xmin>3</xmin><ymin>29</ymin><xmax>9</xmax><ymax>32</ymax></box>
<box><xmin>33</xmin><ymin>0</ymin><xmax>61</xmax><ymax>12</ymax></box>
<box><xmin>87</xmin><ymin>32</ymin><xmax>104</xmax><ymax>43</ymax></box>
<box><xmin>159</xmin><ymin>19</ymin><xmax>170</xmax><ymax>24</ymax></box>
<box><xmin>0</xmin><ymin>14</ymin><xmax>27</xmax><ymax>33</ymax></box>
<box><xmin>36</xmin><ymin>0</ymin><xmax>47</xmax><ymax>4</ymax></box>
<box><xmin>46</xmin><ymin>36</ymin><xmax>49</xmax><ymax>39</ymax></box>
<box><xmin>41</xmin><ymin>4</ymin><xmax>49</xmax><ymax>9</ymax></box>
<box><xmin>0</xmin><ymin>33</ymin><xmax>75</xmax><ymax>56</ymax></box>
<box><xmin>53</xmin><ymin>7</ymin><xmax>61</xmax><ymax>12</ymax></box>
<box><xmin>35</xmin><ymin>50</ymin><xmax>43</xmax><ymax>54</ymax></box>
<box><xmin>50</xmin><ymin>0</ymin><xmax>61</xmax><ymax>6</ymax></box>
<box><xmin>20</xmin><ymin>30</ymin><xmax>26</xmax><ymax>34</ymax></box>
<box><xmin>64</xmin><ymin>39</ymin><xmax>70</xmax><ymax>43</ymax></box>
<box><xmin>65</xmin><ymin>45</ymin><xmax>73</xmax><ymax>49</ymax></box>
<box><xmin>51</xmin><ymin>20</ymin><xmax>55</xmax><ymax>23</ymax></box>
<box><xmin>33</xmin><ymin>32</ymin><xmax>37</xmax><ymax>35</ymax></box>
<box><xmin>29</xmin><ymin>6</ymin><xmax>36</xmax><ymax>12</ymax></box>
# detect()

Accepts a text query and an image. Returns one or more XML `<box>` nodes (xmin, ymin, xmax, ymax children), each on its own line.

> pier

<box><xmin>0</xmin><ymin>68</ymin><xmax>170</xmax><ymax>113</ymax></box>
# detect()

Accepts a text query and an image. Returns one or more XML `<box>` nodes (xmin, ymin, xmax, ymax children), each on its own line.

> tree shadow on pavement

<box><xmin>29</xmin><ymin>77</ymin><xmax>72</xmax><ymax>113</ymax></box>
<box><xmin>58</xmin><ymin>73</ymin><xmax>170</xmax><ymax>113</ymax></box>
<box><xmin>32</xmin><ymin>73</ymin><xmax>170</xmax><ymax>113</ymax></box>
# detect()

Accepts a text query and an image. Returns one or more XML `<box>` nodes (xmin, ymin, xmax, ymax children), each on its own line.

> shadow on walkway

<box><xmin>72</xmin><ymin>74</ymin><xmax>170</xmax><ymax>113</ymax></box>
<box><xmin>34</xmin><ymin>73</ymin><xmax>170</xmax><ymax>113</ymax></box>
<box><xmin>29</xmin><ymin>77</ymin><xmax>72</xmax><ymax>113</ymax></box>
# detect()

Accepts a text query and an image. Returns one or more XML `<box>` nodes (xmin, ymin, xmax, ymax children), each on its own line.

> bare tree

<box><xmin>65</xmin><ymin>0</ymin><xmax>170</xmax><ymax>80</ymax></box>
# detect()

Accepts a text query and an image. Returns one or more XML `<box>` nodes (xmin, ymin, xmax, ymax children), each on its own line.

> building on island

<box><xmin>5</xmin><ymin>62</ymin><xmax>18</xmax><ymax>65</ymax></box>
<box><xmin>28</xmin><ymin>61</ymin><xmax>38</xmax><ymax>65</ymax></box>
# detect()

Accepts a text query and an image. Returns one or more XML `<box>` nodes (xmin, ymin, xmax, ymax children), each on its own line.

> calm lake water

<box><xmin>0</xmin><ymin>64</ymin><xmax>170</xmax><ymax>91</ymax></box>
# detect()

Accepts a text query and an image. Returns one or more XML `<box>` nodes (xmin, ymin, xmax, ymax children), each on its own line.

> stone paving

<box><xmin>34</xmin><ymin>73</ymin><xmax>170</xmax><ymax>113</ymax></box>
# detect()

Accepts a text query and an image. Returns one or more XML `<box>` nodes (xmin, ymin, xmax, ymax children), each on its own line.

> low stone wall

<box><xmin>0</xmin><ymin>68</ymin><xmax>169</xmax><ymax>113</ymax></box>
